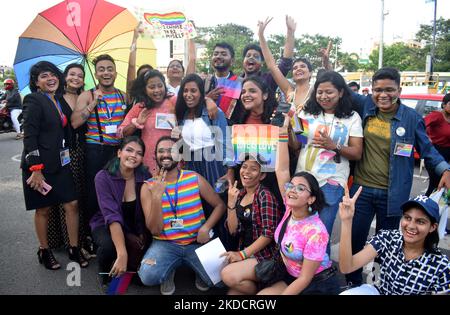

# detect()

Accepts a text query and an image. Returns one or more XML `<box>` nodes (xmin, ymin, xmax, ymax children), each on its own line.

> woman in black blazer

<box><xmin>21</xmin><ymin>61</ymin><xmax>88</xmax><ymax>270</ymax></box>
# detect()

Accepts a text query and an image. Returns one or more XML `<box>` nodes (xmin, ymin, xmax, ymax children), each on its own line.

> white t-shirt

<box><xmin>295</xmin><ymin>111</ymin><xmax>363</xmax><ymax>188</ymax></box>
<box><xmin>182</xmin><ymin>118</ymin><xmax>215</xmax><ymax>151</ymax></box>
<box><xmin>167</xmin><ymin>84</ymin><xmax>180</xmax><ymax>95</ymax></box>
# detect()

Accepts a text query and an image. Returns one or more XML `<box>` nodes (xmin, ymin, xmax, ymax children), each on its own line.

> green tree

<box><xmin>195</xmin><ymin>24</ymin><xmax>255</xmax><ymax>74</ymax></box>
<box><xmin>366</xmin><ymin>43</ymin><xmax>423</xmax><ymax>71</ymax></box>
<box><xmin>415</xmin><ymin>17</ymin><xmax>450</xmax><ymax>72</ymax></box>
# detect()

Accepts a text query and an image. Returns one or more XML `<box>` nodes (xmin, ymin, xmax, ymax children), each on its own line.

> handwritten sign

<box><xmin>135</xmin><ymin>9</ymin><xmax>197</xmax><ymax>39</ymax></box>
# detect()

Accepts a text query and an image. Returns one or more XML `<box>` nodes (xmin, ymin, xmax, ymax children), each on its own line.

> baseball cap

<box><xmin>400</xmin><ymin>195</ymin><xmax>440</xmax><ymax>223</ymax></box>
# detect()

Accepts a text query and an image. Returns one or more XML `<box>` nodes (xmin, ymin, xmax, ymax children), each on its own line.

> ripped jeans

<box><xmin>138</xmin><ymin>239</ymin><xmax>213</xmax><ymax>287</ymax></box>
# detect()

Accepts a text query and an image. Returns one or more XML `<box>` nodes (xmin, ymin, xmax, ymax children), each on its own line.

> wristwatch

<box><xmin>333</xmin><ymin>143</ymin><xmax>342</xmax><ymax>154</ymax></box>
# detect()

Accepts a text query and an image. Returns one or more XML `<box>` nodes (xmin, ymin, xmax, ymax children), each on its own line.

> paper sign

<box><xmin>135</xmin><ymin>8</ymin><xmax>197</xmax><ymax>39</ymax></box>
<box><xmin>155</xmin><ymin>113</ymin><xmax>176</xmax><ymax>130</ymax></box>
<box><xmin>232</xmin><ymin>124</ymin><xmax>279</xmax><ymax>172</ymax></box>
<box><xmin>195</xmin><ymin>238</ymin><xmax>228</xmax><ymax>285</ymax></box>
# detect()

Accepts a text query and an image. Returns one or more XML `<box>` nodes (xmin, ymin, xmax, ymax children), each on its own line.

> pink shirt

<box><xmin>274</xmin><ymin>209</ymin><xmax>331</xmax><ymax>278</ymax></box>
<box><xmin>118</xmin><ymin>96</ymin><xmax>176</xmax><ymax>175</ymax></box>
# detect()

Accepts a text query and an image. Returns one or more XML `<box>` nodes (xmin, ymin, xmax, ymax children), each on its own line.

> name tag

<box><xmin>394</xmin><ymin>142</ymin><xmax>413</xmax><ymax>157</ymax></box>
<box><xmin>170</xmin><ymin>219</ymin><xmax>184</xmax><ymax>229</ymax></box>
<box><xmin>60</xmin><ymin>148</ymin><xmax>70</xmax><ymax>166</ymax></box>
<box><xmin>105</xmin><ymin>125</ymin><xmax>117</xmax><ymax>135</ymax></box>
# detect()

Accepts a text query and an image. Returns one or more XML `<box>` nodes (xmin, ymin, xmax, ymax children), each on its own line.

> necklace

<box><xmin>321</xmin><ymin>112</ymin><xmax>335</xmax><ymax>137</ymax></box>
<box><xmin>293</xmin><ymin>85</ymin><xmax>312</xmax><ymax>113</ymax></box>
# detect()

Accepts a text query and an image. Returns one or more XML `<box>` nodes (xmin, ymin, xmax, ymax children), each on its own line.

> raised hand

<box><xmin>257</xmin><ymin>17</ymin><xmax>273</xmax><ymax>37</ymax></box>
<box><xmin>227</xmin><ymin>180</ymin><xmax>240</xmax><ymax>209</ymax></box>
<box><xmin>286</xmin><ymin>15</ymin><xmax>297</xmax><ymax>33</ymax></box>
<box><xmin>147</xmin><ymin>168</ymin><xmax>167</xmax><ymax>196</ymax></box>
<box><xmin>339</xmin><ymin>184</ymin><xmax>362</xmax><ymax>222</ymax></box>
<box><xmin>136</xmin><ymin>108</ymin><xmax>150</xmax><ymax>125</ymax></box>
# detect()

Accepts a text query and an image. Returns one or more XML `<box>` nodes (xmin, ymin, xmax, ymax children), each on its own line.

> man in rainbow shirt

<box><xmin>139</xmin><ymin>136</ymin><xmax>226</xmax><ymax>295</ymax></box>
<box><xmin>71</xmin><ymin>54</ymin><xmax>128</xmax><ymax>226</ymax></box>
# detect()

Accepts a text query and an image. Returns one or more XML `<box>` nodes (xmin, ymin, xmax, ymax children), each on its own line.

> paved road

<box><xmin>0</xmin><ymin>132</ymin><xmax>448</xmax><ymax>295</ymax></box>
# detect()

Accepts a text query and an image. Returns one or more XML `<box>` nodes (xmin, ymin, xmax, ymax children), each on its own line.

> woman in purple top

<box><xmin>90</xmin><ymin>136</ymin><xmax>151</xmax><ymax>287</ymax></box>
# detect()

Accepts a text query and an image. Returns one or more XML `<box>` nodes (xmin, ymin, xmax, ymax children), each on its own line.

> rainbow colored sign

<box><xmin>135</xmin><ymin>8</ymin><xmax>197</xmax><ymax>39</ymax></box>
<box><xmin>144</xmin><ymin>12</ymin><xmax>186</xmax><ymax>26</ymax></box>
<box><xmin>232</xmin><ymin>124</ymin><xmax>279</xmax><ymax>172</ymax></box>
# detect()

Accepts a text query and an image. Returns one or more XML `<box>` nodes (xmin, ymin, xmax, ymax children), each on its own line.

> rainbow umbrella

<box><xmin>13</xmin><ymin>0</ymin><xmax>156</xmax><ymax>95</ymax></box>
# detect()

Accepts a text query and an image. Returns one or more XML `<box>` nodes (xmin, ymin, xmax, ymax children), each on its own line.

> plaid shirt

<box><xmin>236</xmin><ymin>184</ymin><xmax>281</xmax><ymax>262</ymax></box>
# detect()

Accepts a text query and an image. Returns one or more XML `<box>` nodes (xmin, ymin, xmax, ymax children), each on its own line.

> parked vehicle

<box><xmin>400</xmin><ymin>93</ymin><xmax>444</xmax><ymax>117</ymax></box>
<box><xmin>0</xmin><ymin>104</ymin><xmax>23</xmax><ymax>134</ymax></box>
<box><xmin>400</xmin><ymin>93</ymin><xmax>445</xmax><ymax>160</ymax></box>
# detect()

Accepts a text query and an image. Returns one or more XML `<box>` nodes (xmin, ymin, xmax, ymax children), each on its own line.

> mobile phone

<box><xmin>38</xmin><ymin>181</ymin><xmax>52</xmax><ymax>195</ymax></box>
<box><xmin>271</xmin><ymin>102</ymin><xmax>292</xmax><ymax>127</ymax></box>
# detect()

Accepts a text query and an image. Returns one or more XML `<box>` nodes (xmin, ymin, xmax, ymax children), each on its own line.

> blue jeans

<box><xmin>138</xmin><ymin>240</ymin><xmax>214</xmax><ymax>288</ymax></box>
<box><xmin>319</xmin><ymin>183</ymin><xmax>344</xmax><ymax>255</ymax></box>
<box><xmin>345</xmin><ymin>184</ymin><xmax>401</xmax><ymax>286</ymax></box>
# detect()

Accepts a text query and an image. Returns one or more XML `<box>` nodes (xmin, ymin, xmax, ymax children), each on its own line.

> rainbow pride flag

<box><xmin>107</xmin><ymin>272</ymin><xmax>134</xmax><ymax>295</ymax></box>
<box><xmin>296</xmin><ymin>118</ymin><xmax>309</xmax><ymax>145</ymax></box>
<box><xmin>144</xmin><ymin>12</ymin><xmax>186</xmax><ymax>26</ymax></box>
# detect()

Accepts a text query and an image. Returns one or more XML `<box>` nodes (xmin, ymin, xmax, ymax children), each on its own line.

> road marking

<box><xmin>413</xmin><ymin>175</ymin><xmax>429</xmax><ymax>180</ymax></box>
<box><xmin>12</xmin><ymin>154</ymin><xmax>21</xmax><ymax>162</ymax></box>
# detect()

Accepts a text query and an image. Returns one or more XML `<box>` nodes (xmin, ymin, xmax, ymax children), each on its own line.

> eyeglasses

<box><xmin>372</xmin><ymin>87</ymin><xmax>398</xmax><ymax>94</ymax></box>
<box><xmin>284</xmin><ymin>182</ymin><xmax>311</xmax><ymax>194</ymax></box>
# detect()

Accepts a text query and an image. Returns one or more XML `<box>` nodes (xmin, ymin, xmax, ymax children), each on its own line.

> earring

<box><xmin>308</xmin><ymin>205</ymin><xmax>313</xmax><ymax>213</ymax></box>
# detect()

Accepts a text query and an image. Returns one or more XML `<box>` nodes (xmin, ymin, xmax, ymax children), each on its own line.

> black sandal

<box><xmin>37</xmin><ymin>247</ymin><xmax>61</xmax><ymax>270</ymax></box>
<box><xmin>68</xmin><ymin>246</ymin><xmax>89</xmax><ymax>268</ymax></box>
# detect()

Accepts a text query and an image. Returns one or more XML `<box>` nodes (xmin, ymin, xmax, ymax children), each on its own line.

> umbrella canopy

<box><xmin>13</xmin><ymin>0</ymin><xmax>156</xmax><ymax>95</ymax></box>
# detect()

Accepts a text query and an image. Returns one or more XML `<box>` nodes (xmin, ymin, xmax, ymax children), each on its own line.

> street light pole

<box><xmin>430</xmin><ymin>0</ymin><xmax>437</xmax><ymax>75</ymax></box>
<box><xmin>378</xmin><ymin>0</ymin><xmax>385</xmax><ymax>69</ymax></box>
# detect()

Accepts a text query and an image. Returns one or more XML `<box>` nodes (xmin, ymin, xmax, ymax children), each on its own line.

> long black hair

<box><xmin>291</xmin><ymin>171</ymin><xmax>328</xmax><ymax>213</ymax></box>
<box><xmin>104</xmin><ymin>136</ymin><xmax>148</xmax><ymax>176</ymax></box>
<box><xmin>175</xmin><ymin>73</ymin><xmax>206</xmax><ymax>122</ymax></box>
<box><xmin>304</xmin><ymin>70</ymin><xmax>354</xmax><ymax>119</ymax></box>
<box><xmin>29</xmin><ymin>61</ymin><xmax>65</xmax><ymax>96</ymax></box>
<box><xmin>240</xmin><ymin>75</ymin><xmax>277</xmax><ymax>124</ymax></box>
<box><xmin>63</xmin><ymin>63</ymin><xmax>85</xmax><ymax>95</ymax></box>
<box><xmin>130</xmin><ymin>69</ymin><xmax>169</xmax><ymax>109</ymax></box>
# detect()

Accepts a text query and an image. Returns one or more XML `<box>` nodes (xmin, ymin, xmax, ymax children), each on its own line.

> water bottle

<box><xmin>214</xmin><ymin>178</ymin><xmax>229</xmax><ymax>194</ymax></box>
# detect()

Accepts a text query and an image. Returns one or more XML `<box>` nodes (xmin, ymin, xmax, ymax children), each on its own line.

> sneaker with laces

<box><xmin>160</xmin><ymin>270</ymin><xmax>176</xmax><ymax>295</ymax></box>
<box><xmin>195</xmin><ymin>274</ymin><xmax>210</xmax><ymax>292</ymax></box>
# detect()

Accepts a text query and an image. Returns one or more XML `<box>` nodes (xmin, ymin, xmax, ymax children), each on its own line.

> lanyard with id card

<box><xmin>60</xmin><ymin>139</ymin><xmax>70</xmax><ymax>166</ymax></box>
<box><xmin>166</xmin><ymin>171</ymin><xmax>183</xmax><ymax>229</ymax></box>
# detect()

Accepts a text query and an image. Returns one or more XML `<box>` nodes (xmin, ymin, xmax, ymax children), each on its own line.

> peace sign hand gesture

<box><xmin>147</xmin><ymin>168</ymin><xmax>167</xmax><ymax>197</ymax></box>
<box><xmin>339</xmin><ymin>185</ymin><xmax>362</xmax><ymax>222</ymax></box>
<box><xmin>227</xmin><ymin>180</ymin><xmax>240</xmax><ymax>209</ymax></box>
<box><xmin>257</xmin><ymin>17</ymin><xmax>273</xmax><ymax>38</ymax></box>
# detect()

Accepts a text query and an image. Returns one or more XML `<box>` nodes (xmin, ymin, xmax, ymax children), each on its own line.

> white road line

<box><xmin>11</xmin><ymin>154</ymin><xmax>21</xmax><ymax>162</ymax></box>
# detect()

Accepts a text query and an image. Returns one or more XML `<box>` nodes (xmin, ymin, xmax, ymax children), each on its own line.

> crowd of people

<box><xmin>17</xmin><ymin>16</ymin><xmax>450</xmax><ymax>295</ymax></box>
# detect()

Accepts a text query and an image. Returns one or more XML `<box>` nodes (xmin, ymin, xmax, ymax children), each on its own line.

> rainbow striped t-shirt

<box><xmin>150</xmin><ymin>170</ymin><xmax>205</xmax><ymax>245</ymax></box>
<box><xmin>86</xmin><ymin>90</ymin><xmax>126</xmax><ymax>145</ymax></box>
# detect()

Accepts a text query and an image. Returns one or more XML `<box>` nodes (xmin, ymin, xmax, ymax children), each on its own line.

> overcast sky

<box><xmin>3</xmin><ymin>0</ymin><xmax>449</xmax><ymax>66</ymax></box>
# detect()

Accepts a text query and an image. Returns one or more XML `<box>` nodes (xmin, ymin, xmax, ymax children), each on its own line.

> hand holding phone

<box><xmin>271</xmin><ymin>102</ymin><xmax>291</xmax><ymax>127</ymax></box>
<box><xmin>38</xmin><ymin>181</ymin><xmax>52</xmax><ymax>195</ymax></box>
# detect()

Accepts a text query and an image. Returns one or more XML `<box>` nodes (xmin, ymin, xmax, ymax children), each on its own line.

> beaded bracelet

<box><xmin>29</xmin><ymin>164</ymin><xmax>44</xmax><ymax>172</ymax></box>
<box><xmin>240</xmin><ymin>250</ymin><xmax>248</xmax><ymax>260</ymax></box>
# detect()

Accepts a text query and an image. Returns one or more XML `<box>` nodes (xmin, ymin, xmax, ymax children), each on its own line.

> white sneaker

<box><xmin>160</xmin><ymin>270</ymin><xmax>176</xmax><ymax>295</ymax></box>
<box><xmin>195</xmin><ymin>274</ymin><xmax>210</xmax><ymax>292</ymax></box>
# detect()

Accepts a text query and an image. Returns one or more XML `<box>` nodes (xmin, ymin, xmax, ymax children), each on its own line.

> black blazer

<box><xmin>21</xmin><ymin>93</ymin><xmax>72</xmax><ymax>174</ymax></box>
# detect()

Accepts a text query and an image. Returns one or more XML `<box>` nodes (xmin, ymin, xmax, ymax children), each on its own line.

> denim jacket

<box><xmin>352</xmin><ymin>93</ymin><xmax>450</xmax><ymax>216</ymax></box>
<box><xmin>179</xmin><ymin>106</ymin><xmax>235</xmax><ymax>167</ymax></box>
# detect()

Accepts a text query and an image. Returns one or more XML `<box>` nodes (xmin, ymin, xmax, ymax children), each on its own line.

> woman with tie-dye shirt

<box><xmin>257</xmin><ymin>116</ymin><xmax>340</xmax><ymax>295</ymax></box>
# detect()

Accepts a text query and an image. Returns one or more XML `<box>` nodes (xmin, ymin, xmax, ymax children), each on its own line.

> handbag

<box><xmin>254</xmin><ymin>214</ymin><xmax>290</xmax><ymax>285</ymax></box>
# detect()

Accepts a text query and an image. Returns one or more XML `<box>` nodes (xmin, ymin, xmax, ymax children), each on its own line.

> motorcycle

<box><xmin>0</xmin><ymin>104</ymin><xmax>23</xmax><ymax>134</ymax></box>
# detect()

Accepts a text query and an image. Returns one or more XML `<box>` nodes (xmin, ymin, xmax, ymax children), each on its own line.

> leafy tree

<box><xmin>415</xmin><ymin>17</ymin><xmax>450</xmax><ymax>72</ymax></box>
<box><xmin>366</xmin><ymin>43</ymin><xmax>423</xmax><ymax>71</ymax></box>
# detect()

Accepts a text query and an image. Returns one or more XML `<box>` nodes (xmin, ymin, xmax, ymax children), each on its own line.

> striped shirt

<box><xmin>150</xmin><ymin>170</ymin><xmax>205</xmax><ymax>245</ymax></box>
<box><xmin>86</xmin><ymin>89</ymin><xmax>126</xmax><ymax>145</ymax></box>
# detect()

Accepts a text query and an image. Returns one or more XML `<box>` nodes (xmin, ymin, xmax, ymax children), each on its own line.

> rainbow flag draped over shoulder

<box><xmin>107</xmin><ymin>272</ymin><xmax>134</xmax><ymax>295</ymax></box>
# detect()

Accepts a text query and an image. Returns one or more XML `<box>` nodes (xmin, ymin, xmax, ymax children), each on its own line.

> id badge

<box><xmin>105</xmin><ymin>125</ymin><xmax>117</xmax><ymax>134</ymax></box>
<box><xmin>394</xmin><ymin>142</ymin><xmax>413</xmax><ymax>157</ymax></box>
<box><xmin>60</xmin><ymin>148</ymin><xmax>70</xmax><ymax>166</ymax></box>
<box><xmin>170</xmin><ymin>219</ymin><xmax>184</xmax><ymax>229</ymax></box>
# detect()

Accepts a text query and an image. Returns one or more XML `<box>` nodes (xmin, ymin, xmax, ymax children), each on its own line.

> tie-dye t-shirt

<box><xmin>295</xmin><ymin>111</ymin><xmax>363</xmax><ymax>188</ymax></box>
<box><xmin>275</xmin><ymin>210</ymin><xmax>331</xmax><ymax>278</ymax></box>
